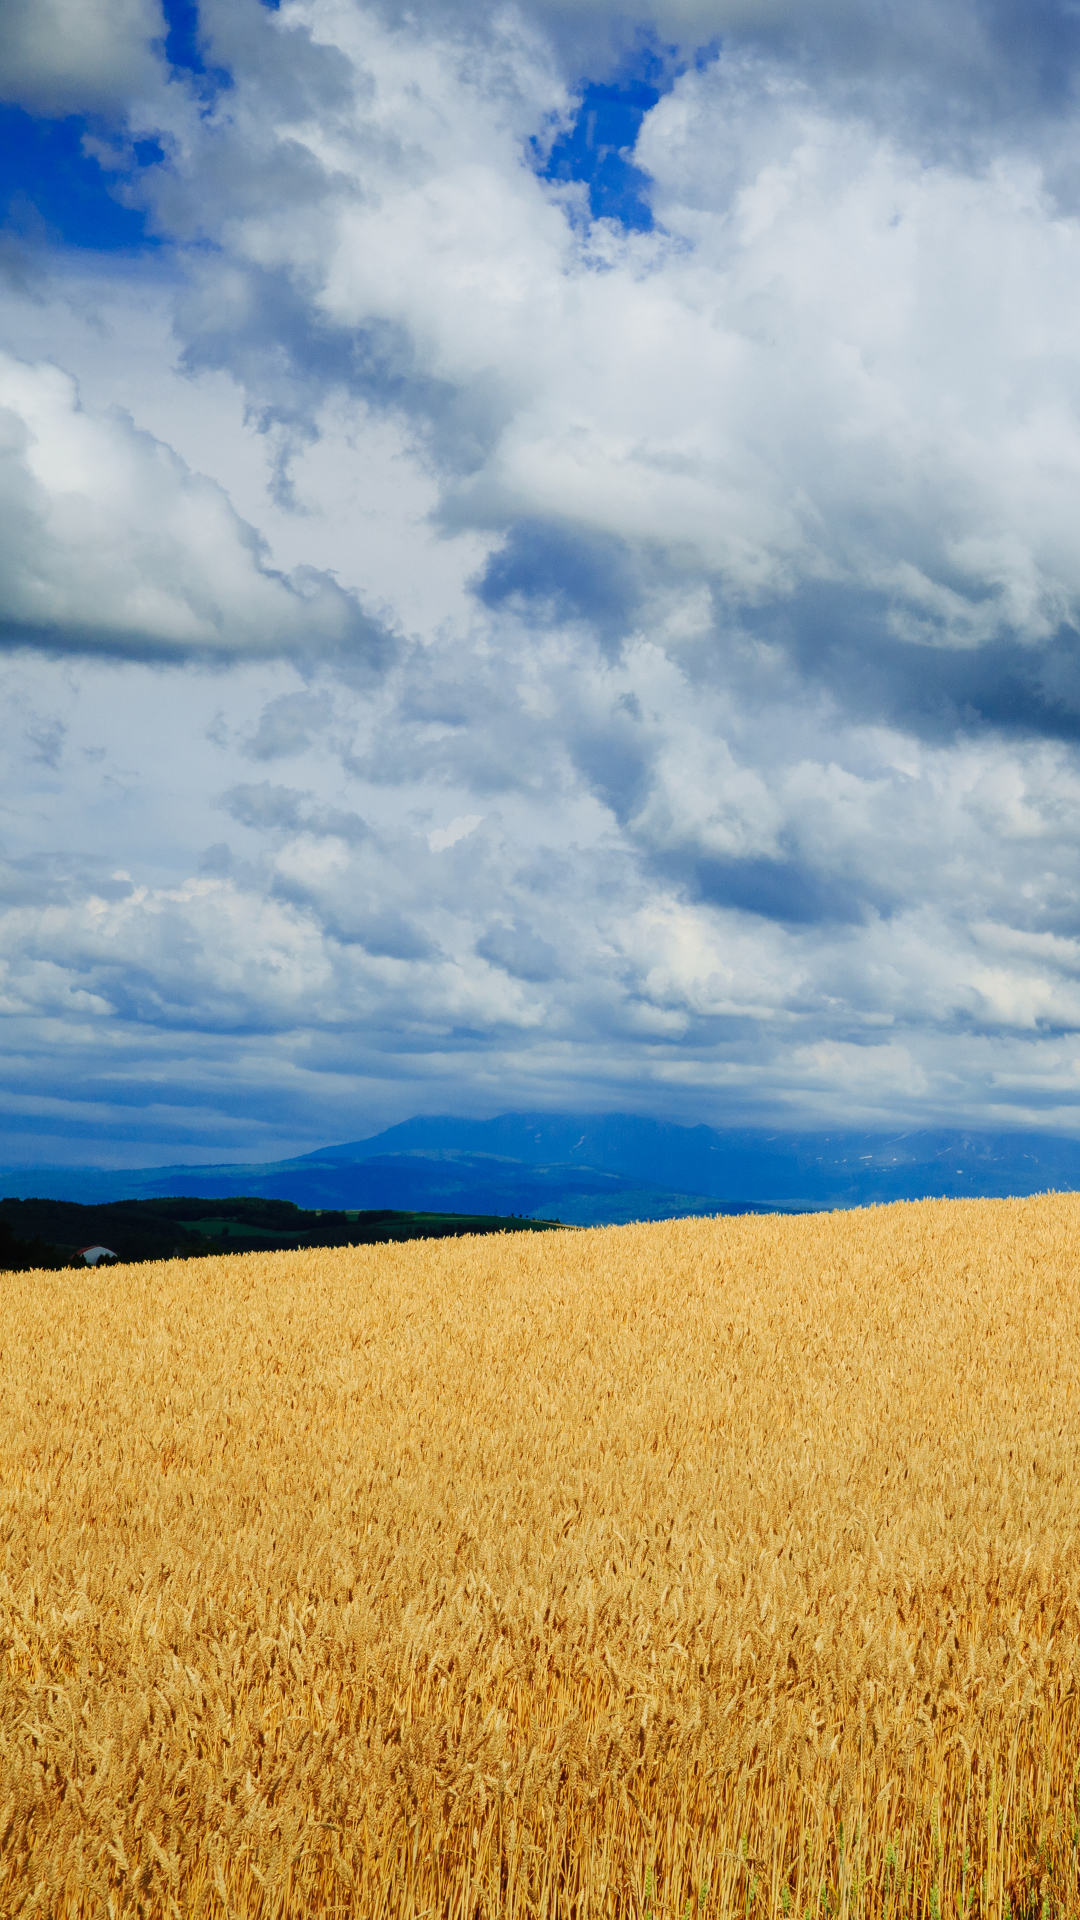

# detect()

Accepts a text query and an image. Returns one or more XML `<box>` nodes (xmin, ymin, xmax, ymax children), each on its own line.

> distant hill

<box><xmin>3</xmin><ymin>1113</ymin><xmax>1080</xmax><ymax>1224</ymax></box>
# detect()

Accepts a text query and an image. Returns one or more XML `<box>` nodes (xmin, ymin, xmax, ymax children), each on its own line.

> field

<box><xmin>3</xmin><ymin>1197</ymin><xmax>1080</xmax><ymax>1918</ymax></box>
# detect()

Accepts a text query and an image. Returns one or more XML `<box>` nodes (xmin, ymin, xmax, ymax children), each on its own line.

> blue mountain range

<box><xmin>2</xmin><ymin>1113</ymin><xmax>1079</xmax><ymax>1223</ymax></box>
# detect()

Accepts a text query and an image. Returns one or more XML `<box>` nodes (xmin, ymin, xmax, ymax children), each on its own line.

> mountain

<box><xmin>2</xmin><ymin>1113</ymin><xmax>1079</xmax><ymax>1223</ymax></box>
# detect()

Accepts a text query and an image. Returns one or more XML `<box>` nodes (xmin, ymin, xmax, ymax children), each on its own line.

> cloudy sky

<box><xmin>4</xmin><ymin>0</ymin><xmax>1080</xmax><ymax>1165</ymax></box>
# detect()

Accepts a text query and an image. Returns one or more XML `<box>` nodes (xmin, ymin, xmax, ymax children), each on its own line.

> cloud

<box><xmin>242</xmin><ymin>694</ymin><xmax>335</xmax><ymax>760</ymax></box>
<box><xmin>0</xmin><ymin>0</ymin><xmax>166</xmax><ymax>117</ymax></box>
<box><xmin>377</xmin><ymin>0</ymin><xmax>1080</xmax><ymax>154</ymax></box>
<box><xmin>475</xmin><ymin>520</ymin><xmax>642</xmax><ymax>653</ymax></box>
<box><xmin>9</xmin><ymin>0</ymin><xmax>1080</xmax><ymax>1157</ymax></box>
<box><xmin>220</xmin><ymin>780</ymin><xmax>369</xmax><ymax>842</ymax></box>
<box><xmin>0</xmin><ymin>351</ymin><xmax>396</xmax><ymax>665</ymax></box>
<box><xmin>428</xmin><ymin>815</ymin><xmax>483</xmax><ymax>853</ymax></box>
<box><xmin>477</xmin><ymin>917</ymin><xmax>560</xmax><ymax>982</ymax></box>
<box><xmin>7</xmin><ymin>635</ymin><xmax>1080</xmax><ymax>1151</ymax></box>
<box><xmin>24</xmin><ymin>714</ymin><xmax>65</xmax><ymax>768</ymax></box>
<box><xmin>117</xmin><ymin>7</ymin><xmax>1080</xmax><ymax>729</ymax></box>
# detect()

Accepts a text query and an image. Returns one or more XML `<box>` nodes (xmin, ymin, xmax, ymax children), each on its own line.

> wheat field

<box><xmin>3</xmin><ymin>1196</ymin><xmax>1080</xmax><ymax>1918</ymax></box>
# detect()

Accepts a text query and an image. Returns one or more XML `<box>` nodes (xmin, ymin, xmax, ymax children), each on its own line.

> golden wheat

<box><xmin>2</xmin><ymin>1197</ymin><xmax>1080</xmax><ymax>1917</ymax></box>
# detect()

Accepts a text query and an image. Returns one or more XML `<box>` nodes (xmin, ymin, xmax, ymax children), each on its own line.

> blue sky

<box><xmin>541</xmin><ymin>69</ymin><xmax>665</xmax><ymax>230</ymax></box>
<box><xmin>5</xmin><ymin>0</ymin><xmax>1080</xmax><ymax>1166</ymax></box>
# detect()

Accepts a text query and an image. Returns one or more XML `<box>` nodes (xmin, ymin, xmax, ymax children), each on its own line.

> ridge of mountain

<box><xmin>2</xmin><ymin>1112</ymin><xmax>1079</xmax><ymax>1224</ymax></box>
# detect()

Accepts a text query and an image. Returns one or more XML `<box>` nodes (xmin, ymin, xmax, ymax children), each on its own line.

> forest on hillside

<box><xmin>0</xmin><ymin>1194</ymin><xmax>558</xmax><ymax>1271</ymax></box>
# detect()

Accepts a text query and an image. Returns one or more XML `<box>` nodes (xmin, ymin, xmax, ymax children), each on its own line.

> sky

<box><xmin>5</xmin><ymin>0</ymin><xmax>1080</xmax><ymax>1165</ymax></box>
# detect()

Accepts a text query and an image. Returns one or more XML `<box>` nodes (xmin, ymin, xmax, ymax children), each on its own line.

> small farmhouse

<box><xmin>78</xmin><ymin>1245</ymin><xmax>119</xmax><ymax>1266</ymax></box>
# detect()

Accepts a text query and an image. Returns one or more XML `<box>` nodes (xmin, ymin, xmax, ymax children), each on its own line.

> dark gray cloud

<box><xmin>0</xmin><ymin>0</ymin><xmax>165</xmax><ymax>117</ymax></box>
<box><xmin>328</xmin><ymin>906</ymin><xmax>438</xmax><ymax>960</ymax></box>
<box><xmin>736</xmin><ymin>585</ymin><xmax>1080</xmax><ymax>747</ymax></box>
<box><xmin>477</xmin><ymin>918</ymin><xmax>560</xmax><ymax>981</ymax></box>
<box><xmin>476</xmin><ymin>521</ymin><xmax>642</xmax><ymax>652</ymax></box>
<box><xmin>661</xmin><ymin>845</ymin><xmax>884</xmax><ymax>928</ymax></box>
<box><xmin>220</xmin><ymin>780</ymin><xmax>369</xmax><ymax>842</ymax></box>
<box><xmin>568</xmin><ymin>708</ymin><xmax>655</xmax><ymax>826</ymax></box>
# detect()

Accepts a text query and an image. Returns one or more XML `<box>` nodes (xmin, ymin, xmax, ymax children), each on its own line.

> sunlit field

<box><xmin>3</xmin><ymin>1197</ymin><xmax>1080</xmax><ymax>1917</ymax></box>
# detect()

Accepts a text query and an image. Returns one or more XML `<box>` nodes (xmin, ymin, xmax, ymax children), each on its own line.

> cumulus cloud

<box><xmin>124</xmin><ymin>4</ymin><xmax>1080</xmax><ymax>705</ymax></box>
<box><xmin>0</xmin><ymin>351</ymin><xmax>396</xmax><ymax>665</ymax></box>
<box><xmin>0</xmin><ymin>0</ymin><xmax>167</xmax><ymax>117</ymax></box>
<box><xmin>7</xmin><ymin>634</ymin><xmax>1080</xmax><ymax>1159</ymax></box>
<box><xmin>7</xmin><ymin>0</ymin><xmax>1080</xmax><ymax>1156</ymax></box>
<box><xmin>375</xmin><ymin>0</ymin><xmax>1080</xmax><ymax>158</ymax></box>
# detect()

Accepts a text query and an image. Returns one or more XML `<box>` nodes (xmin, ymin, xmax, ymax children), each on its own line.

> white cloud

<box><xmin>145</xmin><ymin>8</ymin><xmax>1080</xmax><ymax>655</ymax></box>
<box><xmin>7</xmin><ymin>1</ymin><xmax>1080</xmax><ymax>1155</ymax></box>
<box><xmin>371</xmin><ymin>0</ymin><xmax>1035</xmax><ymax>121</ymax></box>
<box><xmin>428</xmin><ymin>815</ymin><xmax>484</xmax><ymax>853</ymax></box>
<box><xmin>0</xmin><ymin>0</ymin><xmax>167</xmax><ymax>116</ymax></box>
<box><xmin>0</xmin><ymin>350</ymin><xmax>393</xmax><ymax>664</ymax></box>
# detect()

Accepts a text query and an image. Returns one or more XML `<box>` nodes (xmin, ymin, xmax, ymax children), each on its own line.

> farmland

<box><xmin>2</xmin><ymin>1196</ymin><xmax>1080</xmax><ymax>1916</ymax></box>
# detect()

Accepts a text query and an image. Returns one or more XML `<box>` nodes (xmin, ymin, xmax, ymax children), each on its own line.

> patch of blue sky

<box><xmin>163</xmin><ymin>0</ymin><xmax>278</xmax><ymax>53</ymax></box>
<box><xmin>540</xmin><ymin>39</ymin><xmax>718</xmax><ymax>233</ymax></box>
<box><xmin>0</xmin><ymin>107</ymin><xmax>161</xmax><ymax>251</ymax></box>
<box><xmin>160</xmin><ymin>0</ymin><xmax>232</xmax><ymax>90</ymax></box>
<box><xmin>162</xmin><ymin>0</ymin><xmax>205</xmax><ymax>73</ymax></box>
<box><xmin>543</xmin><ymin>75</ymin><xmax>661</xmax><ymax>231</ymax></box>
<box><xmin>0</xmin><ymin>0</ymin><xmax>237</xmax><ymax>257</ymax></box>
